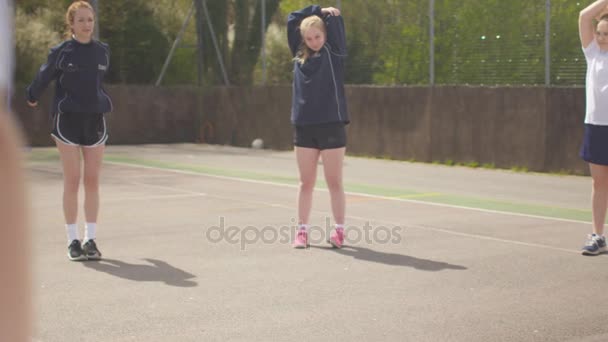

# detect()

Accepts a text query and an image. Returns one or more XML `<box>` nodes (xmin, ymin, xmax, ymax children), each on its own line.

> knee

<box><xmin>325</xmin><ymin>178</ymin><xmax>343</xmax><ymax>192</ymax></box>
<box><xmin>593</xmin><ymin>177</ymin><xmax>608</xmax><ymax>191</ymax></box>
<box><xmin>299</xmin><ymin>179</ymin><xmax>315</xmax><ymax>193</ymax></box>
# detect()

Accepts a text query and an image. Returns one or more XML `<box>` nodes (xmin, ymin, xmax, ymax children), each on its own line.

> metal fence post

<box><xmin>545</xmin><ymin>0</ymin><xmax>551</xmax><ymax>86</ymax></box>
<box><xmin>261</xmin><ymin>0</ymin><xmax>266</xmax><ymax>85</ymax></box>
<box><xmin>429</xmin><ymin>0</ymin><xmax>435</xmax><ymax>85</ymax></box>
<box><xmin>194</xmin><ymin>0</ymin><xmax>204</xmax><ymax>86</ymax></box>
<box><xmin>90</xmin><ymin>0</ymin><xmax>99</xmax><ymax>40</ymax></box>
<box><xmin>201</xmin><ymin>0</ymin><xmax>230</xmax><ymax>86</ymax></box>
<box><xmin>156</xmin><ymin>1</ymin><xmax>196</xmax><ymax>86</ymax></box>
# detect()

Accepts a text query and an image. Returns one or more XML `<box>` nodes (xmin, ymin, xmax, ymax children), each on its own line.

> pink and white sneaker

<box><xmin>329</xmin><ymin>228</ymin><xmax>345</xmax><ymax>248</ymax></box>
<box><xmin>293</xmin><ymin>229</ymin><xmax>309</xmax><ymax>249</ymax></box>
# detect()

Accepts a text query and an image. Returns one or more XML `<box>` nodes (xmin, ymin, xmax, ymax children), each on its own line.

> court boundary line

<box><xmin>30</xmin><ymin>152</ymin><xmax>591</xmax><ymax>223</ymax></box>
<box><xmin>123</xmin><ymin>170</ymin><xmax>584</xmax><ymax>255</ymax></box>
<box><xmin>105</xmin><ymin>160</ymin><xmax>591</xmax><ymax>226</ymax></box>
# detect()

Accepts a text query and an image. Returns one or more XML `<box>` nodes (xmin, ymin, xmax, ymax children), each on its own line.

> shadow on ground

<box><xmin>310</xmin><ymin>245</ymin><xmax>467</xmax><ymax>271</ymax></box>
<box><xmin>82</xmin><ymin>258</ymin><xmax>198</xmax><ymax>287</ymax></box>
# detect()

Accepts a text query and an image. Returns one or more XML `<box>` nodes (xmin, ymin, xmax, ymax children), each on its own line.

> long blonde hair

<box><xmin>295</xmin><ymin>16</ymin><xmax>326</xmax><ymax>65</ymax></box>
<box><xmin>64</xmin><ymin>1</ymin><xmax>95</xmax><ymax>39</ymax></box>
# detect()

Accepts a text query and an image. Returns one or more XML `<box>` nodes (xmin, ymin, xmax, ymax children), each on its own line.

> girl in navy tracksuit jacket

<box><xmin>287</xmin><ymin>5</ymin><xmax>349</xmax><ymax>249</ymax></box>
<box><xmin>26</xmin><ymin>1</ymin><xmax>111</xmax><ymax>261</ymax></box>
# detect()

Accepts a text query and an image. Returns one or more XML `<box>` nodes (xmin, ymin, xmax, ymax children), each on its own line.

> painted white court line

<box><xmin>104</xmin><ymin>193</ymin><xmax>207</xmax><ymax>203</ymax></box>
<box><xmin>128</xmin><ymin>180</ymin><xmax>288</xmax><ymax>210</ymax></box>
<box><xmin>119</xmin><ymin>167</ymin><xmax>585</xmax><ymax>256</ymax></box>
<box><xmin>32</xmin><ymin>193</ymin><xmax>207</xmax><ymax>209</ymax></box>
<box><xmin>106</xmin><ymin>160</ymin><xmax>591</xmax><ymax>225</ymax></box>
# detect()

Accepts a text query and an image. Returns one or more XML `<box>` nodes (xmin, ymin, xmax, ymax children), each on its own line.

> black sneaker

<box><xmin>67</xmin><ymin>239</ymin><xmax>86</xmax><ymax>261</ymax></box>
<box><xmin>82</xmin><ymin>239</ymin><xmax>102</xmax><ymax>260</ymax></box>
<box><xmin>582</xmin><ymin>234</ymin><xmax>607</xmax><ymax>255</ymax></box>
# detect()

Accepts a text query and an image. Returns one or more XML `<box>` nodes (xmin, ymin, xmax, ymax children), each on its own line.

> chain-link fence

<box><xmin>15</xmin><ymin>0</ymin><xmax>589</xmax><ymax>87</ymax></box>
<box><xmin>268</xmin><ymin>0</ymin><xmax>585</xmax><ymax>86</ymax></box>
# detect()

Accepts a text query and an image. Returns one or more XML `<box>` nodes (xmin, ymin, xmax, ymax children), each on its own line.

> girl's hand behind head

<box><xmin>321</xmin><ymin>7</ymin><xmax>340</xmax><ymax>16</ymax></box>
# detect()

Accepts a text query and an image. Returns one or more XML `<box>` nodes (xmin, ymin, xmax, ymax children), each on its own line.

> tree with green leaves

<box><xmin>16</xmin><ymin>0</ymin><xmax>171</xmax><ymax>85</ymax></box>
<box><xmin>99</xmin><ymin>0</ymin><xmax>169</xmax><ymax>83</ymax></box>
<box><xmin>193</xmin><ymin>0</ymin><xmax>281</xmax><ymax>85</ymax></box>
<box><xmin>15</xmin><ymin>0</ymin><xmax>588</xmax><ymax>86</ymax></box>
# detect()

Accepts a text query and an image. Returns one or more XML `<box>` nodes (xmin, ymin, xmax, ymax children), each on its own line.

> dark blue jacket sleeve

<box><xmin>26</xmin><ymin>46</ymin><xmax>61</xmax><ymax>103</ymax></box>
<box><xmin>287</xmin><ymin>5</ymin><xmax>322</xmax><ymax>57</ymax></box>
<box><xmin>325</xmin><ymin>15</ymin><xmax>347</xmax><ymax>57</ymax></box>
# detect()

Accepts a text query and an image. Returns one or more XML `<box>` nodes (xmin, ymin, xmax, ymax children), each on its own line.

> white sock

<box><xmin>335</xmin><ymin>224</ymin><xmax>344</xmax><ymax>230</ymax></box>
<box><xmin>84</xmin><ymin>222</ymin><xmax>96</xmax><ymax>242</ymax></box>
<box><xmin>66</xmin><ymin>224</ymin><xmax>79</xmax><ymax>245</ymax></box>
<box><xmin>299</xmin><ymin>224</ymin><xmax>308</xmax><ymax>231</ymax></box>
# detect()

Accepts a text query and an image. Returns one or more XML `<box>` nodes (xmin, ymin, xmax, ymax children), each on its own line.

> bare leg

<box><xmin>321</xmin><ymin>147</ymin><xmax>346</xmax><ymax>225</ymax></box>
<box><xmin>295</xmin><ymin>147</ymin><xmax>320</xmax><ymax>225</ymax></box>
<box><xmin>82</xmin><ymin>145</ymin><xmax>105</xmax><ymax>223</ymax></box>
<box><xmin>54</xmin><ymin>139</ymin><xmax>81</xmax><ymax>225</ymax></box>
<box><xmin>590</xmin><ymin>163</ymin><xmax>608</xmax><ymax>235</ymax></box>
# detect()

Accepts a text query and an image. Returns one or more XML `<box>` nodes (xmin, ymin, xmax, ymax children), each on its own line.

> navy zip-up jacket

<box><xmin>26</xmin><ymin>38</ymin><xmax>113</xmax><ymax>116</ymax></box>
<box><xmin>288</xmin><ymin>5</ymin><xmax>349</xmax><ymax>126</ymax></box>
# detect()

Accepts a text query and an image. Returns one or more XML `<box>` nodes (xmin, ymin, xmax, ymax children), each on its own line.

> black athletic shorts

<box><xmin>580</xmin><ymin>123</ymin><xmax>608</xmax><ymax>166</ymax></box>
<box><xmin>293</xmin><ymin>122</ymin><xmax>346</xmax><ymax>150</ymax></box>
<box><xmin>51</xmin><ymin>112</ymin><xmax>108</xmax><ymax>147</ymax></box>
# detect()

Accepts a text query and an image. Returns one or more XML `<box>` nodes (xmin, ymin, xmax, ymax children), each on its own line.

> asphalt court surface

<box><xmin>26</xmin><ymin>144</ymin><xmax>608</xmax><ymax>342</ymax></box>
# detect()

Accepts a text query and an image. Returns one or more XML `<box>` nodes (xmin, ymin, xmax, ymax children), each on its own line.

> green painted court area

<box><xmin>30</xmin><ymin>148</ymin><xmax>596</xmax><ymax>223</ymax></box>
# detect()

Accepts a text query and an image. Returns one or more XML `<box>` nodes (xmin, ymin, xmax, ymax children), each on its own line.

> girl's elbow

<box><xmin>580</xmin><ymin>9</ymin><xmax>596</xmax><ymax>21</ymax></box>
<box><xmin>580</xmin><ymin>13</ymin><xmax>592</xmax><ymax>27</ymax></box>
